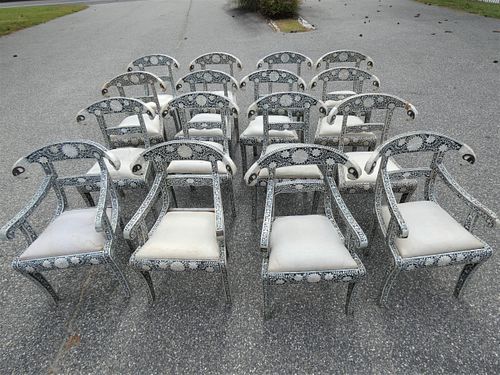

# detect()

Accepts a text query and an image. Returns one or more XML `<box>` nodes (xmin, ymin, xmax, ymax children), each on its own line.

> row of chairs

<box><xmin>1</xmin><ymin>50</ymin><xmax>497</xmax><ymax>319</ymax></box>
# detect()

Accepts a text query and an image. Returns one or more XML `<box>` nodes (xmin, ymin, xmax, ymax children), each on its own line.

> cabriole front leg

<box><xmin>453</xmin><ymin>262</ymin><xmax>481</xmax><ymax>299</ymax></box>
<box><xmin>379</xmin><ymin>266</ymin><xmax>400</xmax><ymax>308</ymax></box>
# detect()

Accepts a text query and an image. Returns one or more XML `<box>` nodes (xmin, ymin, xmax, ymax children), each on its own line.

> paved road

<box><xmin>0</xmin><ymin>0</ymin><xmax>499</xmax><ymax>373</ymax></box>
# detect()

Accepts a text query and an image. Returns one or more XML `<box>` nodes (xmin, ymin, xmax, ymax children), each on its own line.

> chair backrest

<box><xmin>101</xmin><ymin>71</ymin><xmax>167</xmax><ymax>110</ymax></box>
<box><xmin>244</xmin><ymin>143</ymin><xmax>361</xmax><ymax>187</ymax></box>
<box><xmin>6</xmin><ymin>141</ymin><xmax>120</xmax><ymax>240</ymax></box>
<box><xmin>365</xmin><ymin>131</ymin><xmax>478</xmax><ymax>235</ymax></box>
<box><xmin>315</xmin><ymin>50</ymin><xmax>374</xmax><ymax>70</ymax></box>
<box><xmin>127</xmin><ymin>54</ymin><xmax>179</xmax><ymax>95</ymax></box>
<box><xmin>189</xmin><ymin>52</ymin><xmax>243</xmax><ymax>77</ymax></box>
<box><xmin>247</xmin><ymin>92</ymin><xmax>324</xmax><ymax>149</ymax></box>
<box><xmin>176</xmin><ymin>69</ymin><xmax>238</xmax><ymax>96</ymax></box>
<box><xmin>310</xmin><ymin>67</ymin><xmax>380</xmax><ymax>102</ymax></box>
<box><xmin>240</xmin><ymin>69</ymin><xmax>306</xmax><ymax>101</ymax></box>
<box><xmin>77</xmin><ymin>97</ymin><xmax>156</xmax><ymax>149</ymax></box>
<box><xmin>327</xmin><ymin>93</ymin><xmax>417</xmax><ymax>151</ymax></box>
<box><xmin>256</xmin><ymin>51</ymin><xmax>313</xmax><ymax>76</ymax></box>
<box><xmin>162</xmin><ymin>92</ymin><xmax>238</xmax><ymax>151</ymax></box>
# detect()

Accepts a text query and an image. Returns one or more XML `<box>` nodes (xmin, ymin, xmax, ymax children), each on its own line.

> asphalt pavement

<box><xmin>0</xmin><ymin>0</ymin><xmax>499</xmax><ymax>373</ymax></box>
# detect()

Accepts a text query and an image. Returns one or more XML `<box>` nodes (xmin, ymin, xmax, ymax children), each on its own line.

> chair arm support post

<box><xmin>325</xmin><ymin>175</ymin><xmax>367</xmax><ymax>249</ymax></box>
<box><xmin>260</xmin><ymin>179</ymin><xmax>275</xmax><ymax>252</ymax></box>
<box><xmin>124</xmin><ymin>173</ymin><xmax>164</xmax><ymax>240</ymax></box>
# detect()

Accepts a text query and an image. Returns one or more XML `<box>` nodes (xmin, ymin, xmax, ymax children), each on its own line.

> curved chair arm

<box><xmin>260</xmin><ymin>179</ymin><xmax>275</xmax><ymax>252</ymax></box>
<box><xmin>211</xmin><ymin>171</ymin><xmax>225</xmax><ymax>239</ymax></box>
<box><xmin>325</xmin><ymin>175</ymin><xmax>367</xmax><ymax>249</ymax></box>
<box><xmin>0</xmin><ymin>176</ymin><xmax>52</xmax><ymax>241</ymax></box>
<box><xmin>437</xmin><ymin>164</ymin><xmax>499</xmax><ymax>228</ymax></box>
<box><xmin>123</xmin><ymin>173</ymin><xmax>164</xmax><ymax>240</ymax></box>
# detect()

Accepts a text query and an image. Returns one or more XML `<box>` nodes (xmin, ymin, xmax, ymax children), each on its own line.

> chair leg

<box><xmin>345</xmin><ymin>282</ymin><xmax>358</xmax><ymax>315</ymax></box>
<box><xmin>253</xmin><ymin>145</ymin><xmax>258</xmax><ymax>157</ymax></box>
<box><xmin>139</xmin><ymin>270</ymin><xmax>156</xmax><ymax>304</ymax></box>
<box><xmin>227</xmin><ymin>181</ymin><xmax>236</xmax><ymax>218</ymax></box>
<box><xmin>221</xmin><ymin>266</ymin><xmax>232</xmax><ymax>305</ymax></box>
<box><xmin>234</xmin><ymin>117</ymin><xmax>240</xmax><ymax>143</ymax></box>
<box><xmin>252</xmin><ymin>188</ymin><xmax>258</xmax><ymax>220</ymax></box>
<box><xmin>170</xmin><ymin>187</ymin><xmax>178</xmax><ymax>208</ymax></box>
<box><xmin>77</xmin><ymin>187</ymin><xmax>95</xmax><ymax>207</ymax></box>
<box><xmin>240</xmin><ymin>143</ymin><xmax>248</xmax><ymax>172</ymax></box>
<box><xmin>312</xmin><ymin>191</ymin><xmax>321</xmax><ymax>214</ymax></box>
<box><xmin>379</xmin><ymin>266</ymin><xmax>400</xmax><ymax>308</ymax></box>
<box><xmin>453</xmin><ymin>262</ymin><xmax>481</xmax><ymax>299</ymax></box>
<box><xmin>262</xmin><ymin>279</ymin><xmax>272</xmax><ymax>319</ymax></box>
<box><xmin>23</xmin><ymin>271</ymin><xmax>60</xmax><ymax>305</ymax></box>
<box><xmin>107</xmin><ymin>257</ymin><xmax>131</xmax><ymax>298</ymax></box>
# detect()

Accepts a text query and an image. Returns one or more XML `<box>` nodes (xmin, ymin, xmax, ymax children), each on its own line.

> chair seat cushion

<box><xmin>116</xmin><ymin>114</ymin><xmax>162</xmax><ymax>137</ymax></box>
<box><xmin>87</xmin><ymin>147</ymin><xmax>145</xmax><ymax>180</ymax></box>
<box><xmin>19</xmin><ymin>208</ymin><xmax>106</xmax><ymax>260</ymax></box>
<box><xmin>324</xmin><ymin>90</ymin><xmax>357</xmax><ymax>108</ymax></box>
<box><xmin>316</xmin><ymin>115</ymin><xmax>365</xmax><ymax>137</ymax></box>
<box><xmin>166</xmin><ymin>141</ymin><xmax>236</xmax><ymax>174</ymax></box>
<box><xmin>241</xmin><ymin>115</ymin><xmax>298</xmax><ymax>140</ymax></box>
<box><xmin>146</xmin><ymin>93</ymin><xmax>173</xmax><ymax>111</ymax></box>
<box><xmin>339</xmin><ymin>152</ymin><xmax>399</xmax><ymax>187</ymax></box>
<box><xmin>258</xmin><ymin>143</ymin><xmax>323</xmax><ymax>179</ymax></box>
<box><xmin>381</xmin><ymin>201</ymin><xmax>484</xmax><ymax>258</ymax></box>
<box><xmin>268</xmin><ymin>215</ymin><xmax>358</xmax><ymax>272</ymax></box>
<box><xmin>134</xmin><ymin>211</ymin><xmax>219</xmax><ymax>261</ymax></box>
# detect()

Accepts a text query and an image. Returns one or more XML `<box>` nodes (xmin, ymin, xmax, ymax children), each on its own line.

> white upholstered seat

<box><xmin>19</xmin><ymin>208</ymin><xmax>106</xmax><ymax>260</ymax></box>
<box><xmin>241</xmin><ymin>115</ymin><xmax>298</xmax><ymax>140</ymax></box>
<box><xmin>381</xmin><ymin>201</ymin><xmax>484</xmax><ymax>258</ymax></box>
<box><xmin>146</xmin><ymin>94</ymin><xmax>173</xmax><ymax>111</ymax></box>
<box><xmin>134</xmin><ymin>211</ymin><xmax>219</xmax><ymax>260</ymax></box>
<box><xmin>114</xmin><ymin>114</ymin><xmax>162</xmax><ymax>137</ymax></box>
<box><xmin>87</xmin><ymin>147</ymin><xmax>145</xmax><ymax>180</ymax></box>
<box><xmin>268</xmin><ymin>215</ymin><xmax>358</xmax><ymax>272</ymax></box>
<box><xmin>339</xmin><ymin>152</ymin><xmax>399</xmax><ymax>187</ymax></box>
<box><xmin>316</xmin><ymin>115</ymin><xmax>365</xmax><ymax>137</ymax></box>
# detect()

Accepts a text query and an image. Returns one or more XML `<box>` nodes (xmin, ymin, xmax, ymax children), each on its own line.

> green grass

<box><xmin>0</xmin><ymin>4</ymin><xmax>88</xmax><ymax>36</ymax></box>
<box><xmin>415</xmin><ymin>0</ymin><xmax>500</xmax><ymax>19</ymax></box>
<box><xmin>273</xmin><ymin>18</ymin><xmax>309</xmax><ymax>32</ymax></box>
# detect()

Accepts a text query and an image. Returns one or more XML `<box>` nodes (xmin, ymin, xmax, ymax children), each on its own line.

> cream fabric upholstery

<box><xmin>117</xmin><ymin>114</ymin><xmax>162</xmax><ymax>137</ymax></box>
<box><xmin>316</xmin><ymin>115</ymin><xmax>364</xmax><ymax>137</ymax></box>
<box><xmin>339</xmin><ymin>152</ymin><xmax>399</xmax><ymax>186</ymax></box>
<box><xmin>134</xmin><ymin>211</ymin><xmax>219</xmax><ymax>260</ymax></box>
<box><xmin>241</xmin><ymin>115</ymin><xmax>298</xmax><ymax>140</ymax></box>
<box><xmin>268</xmin><ymin>215</ymin><xmax>358</xmax><ymax>272</ymax></box>
<box><xmin>189</xmin><ymin>113</ymin><xmax>223</xmax><ymax>123</ymax></box>
<box><xmin>146</xmin><ymin>94</ymin><xmax>173</xmax><ymax>111</ymax></box>
<box><xmin>167</xmin><ymin>160</ymin><xmax>231</xmax><ymax>175</ymax></box>
<box><xmin>324</xmin><ymin>90</ymin><xmax>356</xmax><ymax>108</ymax></box>
<box><xmin>19</xmin><ymin>208</ymin><xmax>106</xmax><ymax>260</ymax></box>
<box><xmin>258</xmin><ymin>143</ymin><xmax>323</xmax><ymax>179</ymax></box>
<box><xmin>176</xmin><ymin>128</ymin><xmax>224</xmax><ymax>138</ymax></box>
<box><xmin>87</xmin><ymin>147</ymin><xmax>145</xmax><ymax>180</ymax></box>
<box><xmin>381</xmin><ymin>201</ymin><xmax>484</xmax><ymax>258</ymax></box>
<box><xmin>176</xmin><ymin>114</ymin><xmax>228</xmax><ymax>138</ymax></box>
<box><xmin>167</xmin><ymin>141</ymin><xmax>236</xmax><ymax>175</ymax></box>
